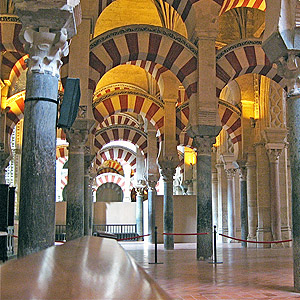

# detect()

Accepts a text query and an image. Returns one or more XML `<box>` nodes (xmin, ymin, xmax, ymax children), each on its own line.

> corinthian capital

<box><xmin>20</xmin><ymin>28</ymin><xmax>69</xmax><ymax>77</ymax></box>
<box><xmin>276</xmin><ymin>54</ymin><xmax>300</xmax><ymax>97</ymax></box>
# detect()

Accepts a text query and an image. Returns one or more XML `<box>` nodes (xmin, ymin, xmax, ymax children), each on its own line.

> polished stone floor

<box><xmin>120</xmin><ymin>242</ymin><xmax>300</xmax><ymax>300</ymax></box>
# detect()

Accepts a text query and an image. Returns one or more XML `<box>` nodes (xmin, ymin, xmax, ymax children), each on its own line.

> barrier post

<box><xmin>209</xmin><ymin>225</ymin><xmax>222</xmax><ymax>264</ymax></box>
<box><xmin>149</xmin><ymin>226</ymin><xmax>163</xmax><ymax>264</ymax></box>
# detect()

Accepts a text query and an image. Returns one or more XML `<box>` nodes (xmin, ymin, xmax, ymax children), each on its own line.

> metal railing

<box><xmin>55</xmin><ymin>224</ymin><xmax>138</xmax><ymax>242</ymax></box>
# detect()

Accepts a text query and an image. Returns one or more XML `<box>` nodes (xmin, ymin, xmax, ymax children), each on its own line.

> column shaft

<box><xmin>286</xmin><ymin>94</ymin><xmax>300</xmax><ymax>290</ymax></box>
<box><xmin>240</xmin><ymin>176</ymin><xmax>248</xmax><ymax>247</ymax></box>
<box><xmin>84</xmin><ymin>174</ymin><xmax>93</xmax><ymax>235</ymax></box>
<box><xmin>226</xmin><ymin>172</ymin><xmax>235</xmax><ymax>240</ymax></box>
<box><xmin>148</xmin><ymin>185</ymin><xmax>157</xmax><ymax>244</ymax></box>
<box><xmin>136</xmin><ymin>191</ymin><xmax>144</xmax><ymax>237</ymax></box>
<box><xmin>18</xmin><ymin>72</ymin><xmax>58</xmax><ymax>257</ymax></box>
<box><xmin>163</xmin><ymin>179</ymin><xmax>174</xmax><ymax>250</ymax></box>
<box><xmin>196</xmin><ymin>152</ymin><xmax>212</xmax><ymax>259</ymax></box>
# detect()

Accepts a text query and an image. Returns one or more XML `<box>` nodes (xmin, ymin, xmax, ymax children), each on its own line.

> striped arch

<box><xmin>216</xmin><ymin>40</ymin><xmax>285</xmax><ymax>97</ymax></box>
<box><xmin>97</xmin><ymin>0</ymin><xmax>197</xmax><ymax>37</ymax></box>
<box><xmin>56</xmin><ymin>145</ymin><xmax>68</xmax><ymax>160</ymax></box>
<box><xmin>96</xmin><ymin>146</ymin><xmax>137</xmax><ymax>173</ymax></box>
<box><xmin>94</xmin><ymin>125</ymin><xmax>148</xmax><ymax>155</ymax></box>
<box><xmin>98</xmin><ymin>113</ymin><xmax>140</xmax><ymax>129</ymax></box>
<box><xmin>89</xmin><ymin>25</ymin><xmax>197</xmax><ymax>104</ymax></box>
<box><xmin>6</xmin><ymin>91</ymin><xmax>25</xmax><ymax>138</ymax></box>
<box><xmin>218</xmin><ymin>100</ymin><xmax>242</xmax><ymax>144</ymax></box>
<box><xmin>93</xmin><ymin>89</ymin><xmax>164</xmax><ymax>137</ymax></box>
<box><xmin>0</xmin><ymin>17</ymin><xmax>25</xmax><ymax>80</ymax></box>
<box><xmin>219</xmin><ymin>0</ymin><xmax>266</xmax><ymax>16</ymax></box>
<box><xmin>8</xmin><ymin>54</ymin><xmax>28</xmax><ymax>88</ymax></box>
<box><xmin>61</xmin><ymin>175</ymin><xmax>68</xmax><ymax>190</ymax></box>
<box><xmin>176</xmin><ymin>100</ymin><xmax>242</xmax><ymax>146</ymax></box>
<box><xmin>98</xmin><ymin>160</ymin><xmax>124</xmax><ymax>176</ymax></box>
<box><xmin>94</xmin><ymin>173</ymin><xmax>133</xmax><ymax>193</ymax></box>
<box><xmin>176</xmin><ymin>103</ymin><xmax>189</xmax><ymax>139</ymax></box>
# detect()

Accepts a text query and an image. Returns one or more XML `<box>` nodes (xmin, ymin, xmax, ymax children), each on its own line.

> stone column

<box><xmin>147</xmin><ymin>180</ymin><xmax>157</xmax><ymax>244</ymax></box>
<box><xmin>238</xmin><ymin>161</ymin><xmax>248</xmax><ymax>247</ymax></box>
<box><xmin>246</xmin><ymin>152</ymin><xmax>257</xmax><ymax>241</ymax></box>
<box><xmin>84</xmin><ymin>151</ymin><xmax>94</xmax><ymax>236</ymax></box>
<box><xmin>65</xmin><ymin>121</ymin><xmax>92</xmax><ymax>241</ymax></box>
<box><xmin>135</xmin><ymin>147</ymin><xmax>146</xmax><ymax>238</ymax></box>
<box><xmin>211</xmin><ymin>149</ymin><xmax>218</xmax><ymax>228</ymax></box>
<box><xmin>159</xmin><ymin>159</ymin><xmax>177</xmax><ymax>250</ymax></box>
<box><xmin>15</xmin><ymin>1</ymin><xmax>79</xmax><ymax>256</ymax></box>
<box><xmin>192</xmin><ymin>135</ymin><xmax>218</xmax><ymax>260</ymax></box>
<box><xmin>221</xmin><ymin>154</ymin><xmax>237</xmax><ymax>242</ymax></box>
<box><xmin>146</xmin><ymin>123</ymin><xmax>159</xmax><ymax>243</ymax></box>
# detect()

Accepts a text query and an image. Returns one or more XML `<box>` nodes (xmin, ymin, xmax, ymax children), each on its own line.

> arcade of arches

<box><xmin>2</xmin><ymin>0</ymin><xmax>300</xmax><ymax>291</ymax></box>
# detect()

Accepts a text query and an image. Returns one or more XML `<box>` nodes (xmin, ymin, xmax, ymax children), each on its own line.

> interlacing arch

<box><xmin>93</xmin><ymin>88</ymin><xmax>165</xmax><ymax>138</ymax></box>
<box><xmin>218</xmin><ymin>0</ymin><xmax>266</xmax><ymax>16</ymax></box>
<box><xmin>97</xmin><ymin>0</ymin><xmax>197</xmax><ymax>37</ymax></box>
<box><xmin>89</xmin><ymin>24</ymin><xmax>198</xmax><ymax>105</ymax></box>
<box><xmin>98</xmin><ymin>113</ymin><xmax>140</xmax><ymax>129</ymax></box>
<box><xmin>94</xmin><ymin>173</ymin><xmax>133</xmax><ymax>193</ymax></box>
<box><xmin>176</xmin><ymin>100</ymin><xmax>241</xmax><ymax>148</ymax></box>
<box><xmin>97</xmin><ymin>160</ymin><xmax>124</xmax><ymax>176</ymax></box>
<box><xmin>216</xmin><ymin>40</ymin><xmax>285</xmax><ymax>97</ymax></box>
<box><xmin>96</xmin><ymin>146</ymin><xmax>137</xmax><ymax>173</ymax></box>
<box><xmin>94</xmin><ymin>125</ymin><xmax>148</xmax><ymax>156</ymax></box>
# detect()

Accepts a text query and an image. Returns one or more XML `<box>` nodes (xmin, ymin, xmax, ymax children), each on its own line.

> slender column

<box><xmin>193</xmin><ymin>136</ymin><xmax>217</xmax><ymax>260</ymax></box>
<box><xmin>17</xmin><ymin>29</ymin><xmax>69</xmax><ymax>257</ymax></box>
<box><xmin>159</xmin><ymin>161</ymin><xmax>176</xmax><ymax>250</ymax></box>
<box><xmin>211</xmin><ymin>149</ymin><xmax>218</xmax><ymax>228</ymax></box>
<box><xmin>246</xmin><ymin>152</ymin><xmax>257</xmax><ymax>241</ymax></box>
<box><xmin>65</xmin><ymin>125</ymin><xmax>89</xmax><ymax>241</ymax></box>
<box><xmin>147</xmin><ymin>180</ymin><xmax>157</xmax><ymax>244</ymax></box>
<box><xmin>146</xmin><ymin>123</ymin><xmax>159</xmax><ymax>243</ymax></box>
<box><xmin>238</xmin><ymin>162</ymin><xmax>248</xmax><ymax>247</ymax></box>
<box><xmin>84</xmin><ymin>152</ymin><xmax>94</xmax><ymax>236</ymax></box>
<box><xmin>266</xmin><ymin>147</ymin><xmax>284</xmax><ymax>241</ymax></box>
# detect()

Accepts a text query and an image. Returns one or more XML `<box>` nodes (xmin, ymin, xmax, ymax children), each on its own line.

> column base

<box><xmin>256</xmin><ymin>228</ymin><xmax>272</xmax><ymax>248</ymax></box>
<box><xmin>247</xmin><ymin>236</ymin><xmax>257</xmax><ymax>248</ymax></box>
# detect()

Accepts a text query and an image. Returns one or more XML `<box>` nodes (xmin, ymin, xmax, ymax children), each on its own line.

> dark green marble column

<box><xmin>18</xmin><ymin>72</ymin><xmax>58</xmax><ymax>257</ymax></box>
<box><xmin>147</xmin><ymin>181</ymin><xmax>157</xmax><ymax>244</ymax></box>
<box><xmin>239</xmin><ymin>163</ymin><xmax>248</xmax><ymax>248</ymax></box>
<box><xmin>287</xmin><ymin>91</ymin><xmax>300</xmax><ymax>290</ymax></box>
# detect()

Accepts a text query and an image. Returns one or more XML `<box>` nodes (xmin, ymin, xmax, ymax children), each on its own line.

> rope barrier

<box><xmin>117</xmin><ymin>234</ymin><xmax>150</xmax><ymax>241</ymax></box>
<box><xmin>162</xmin><ymin>232</ymin><xmax>209</xmax><ymax>236</ymax></box>
<box><xmin>219</xmin><ymin>233</ymin><xmax>292</xmax><ymax>244</ymax></box>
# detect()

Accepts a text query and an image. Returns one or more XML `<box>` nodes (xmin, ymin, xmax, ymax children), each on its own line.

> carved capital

<box><xmin>20</xmin><ymin>28</ymin><xmax>69</xmax><ymax>77</ymax></box>
<box><xmin>276</xmin><ymin>54</ymin><xmax>300</xmax><ymax>97</ymax></box>
<box><xmin>147</xmin><ymin>180</ymin><xmax>158</xmax><ymax>190</ymax></box>
<box><xmin>65</xmin><ymin>128</ymin><xmax>88</xmax><ymax>151</ymax></box>
<box><xmin>266</xmin><ymin>148</ymin><xmax>283</xmax><ymax>163</ymax></box>
<box><xmin>193</xmin><ymin>135</ymin><xmax>216</xmax><ymax>155</ymax></box>
<box><xmin>237</xmin><ymin>160</ymin><xmax>247</xmax><ymax>181</ymax></box>
<box><xmin>225</xmin><ymin>168</ymin><xmax>237</xmax><ymax>180</ymax></box>
<box><xmin>158</xmin><ymin>158</ymin><xmax>177</xmax><ymax>182</ymax></box>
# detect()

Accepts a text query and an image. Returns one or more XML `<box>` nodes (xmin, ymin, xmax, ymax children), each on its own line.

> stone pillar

<box><xmin>221</xmin><ymin>154</ymin><xmax>237</xmax><ymax>242</ymax></box>
<box><xmin>15</xmin><ymin>1</ymin><xmax>79</xmax><ymax>256</ymax></box>
<box><xmin>146</xmin><ymin>123</ymin><xmax>159</xmax><ymax>243</ymax></box>
<box><xmin>147</xmin><ymin>180</ymin><xmax>157</xmax><ymax>244</ymax></box>
<box><xmin>211</xmin><ymin>149</ymin><xmax>218</xmax><ymax>228</ymax></box>
<box><xmin>84</xmin><ymin>152</ymin><xmax>94</xmax><ymax>236</ymax></box>
<box><xmin>135</xmin><ymin>147</ymin><xmax>146</xmax><ymax>238</ymax></box>
<box><xmin>65</xmin><ymin>121</ymin><xmax>92</xmax><ymax>241</ymax></box>
<box><xmin>246</xmin><ymin>152</ymin><xmax>257</xmax><ymax>241</ymax></box>
<box><xmin>159</xmin><ymin>160</ymin><xmax>176</xmax><ymax>250</ymax></box>
<box><xmin>192</xmin><ymin>135</ymin><xmax>218</xmax><ymax>259</ymax></box>
<box><xmin>262</xmin><ymin>128</ymin><xmax>287</xmax><ymax>242</ymax></box>
<box><xmin>238</xmin><ymin>161</ymin><xmax>248</xmax><ymax>247</ymax></box>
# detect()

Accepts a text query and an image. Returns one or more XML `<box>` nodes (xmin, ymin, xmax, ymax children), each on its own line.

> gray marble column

<box><xmin>17</xmin><ymin>30</ymin><xmax>70</xmax><ymax>257</ymax></box>
<box><xmin>246</xmin><ymin>152</ymin><xmax>257</xmax><ymax>241</ymax></box>
<box><xmin>193</xmin><ymin>136</ymin><xmax>217</xmax><ymax>260</ymax></box>
<box><xmin>84</xmin><ymin>153</ymin><xmax>94</xmax><ymax>236</ymax></box>
<box><xmin>225</xmin><ymin>169</ymin><xmax>236</xmax><ymax>241</ymax></box>
<box><xmin>147</xmin><ymin>180</ymin><xmax>157</xmax><ymax>244</ymax></box>
<box><xmin>160</xmin><ymin>164</ymin><xmax>176</xmax><ymax>250</ymax></box>
<box><xmin>238</xmin><ymin>162</ymin><xmax>248</xmax><ymax>247</ymax></box>
<box><xmin>66</xmin><ymin>123</ymin><xmax>90</xmax><ymax>241</ymax></box>
<box><xmin>211</xmin><ymin>149</ymin><xmax>218</xmax><ymax>228</ymax></box>
<box><xmin>136</xmin><ymin>187</ymin><xmax>144</xmax><ymax>238</ymax></box>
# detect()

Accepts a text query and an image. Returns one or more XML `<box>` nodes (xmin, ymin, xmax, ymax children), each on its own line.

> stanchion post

<box><xmin>149</xmin><ymin>226</ymin><xmax>163</xmax><ymax>264</ymax></box>
<box><xmin>209</xmin><ymin>225</ymin><xmax>223</xmax><ymax>264</ymax></box>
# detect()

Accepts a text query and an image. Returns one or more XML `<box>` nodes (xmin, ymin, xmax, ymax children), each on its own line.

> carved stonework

<box><xmin>158</xmin><ymin>158</ymin><xmax>177</xmax><ymax>182</ymax></box>
<box><xmin>269</xmin><ymin>81</ymin><xmax>286</xmax><ymax>128</ymax></box>
<box><xmin>147</xmin><ymin>180</ymin><xmax>158</xmax><ymax>190</ymax></box>
<box><xmin>192</xmin><ymin>136</ymin><xmax>216</xmax><ymax>155</ymax></box>
<box><xmin>276</xmin><ymin>54</ymin><xmax>300</xmax><ymax>97</ymax></box>
<box><xmin>65</xmin><ymin>128</ymin><xmax>88</xmax><ymax>152</ymax></box>
<box><xmin>20</xmin><ymin>28</ymin><xmax>69</xmax><ymax>78</ymax></box>
<box><xmin>266</xmin><ymin>148</ymin><xmax>284</xmax><ymax>163</ymax></box>
<box><xmin>225</xmin><ymin>168</ymin><xmax>237</xmax><ymax>180</ymax></box>
<box><xmin>237</xmin><ymin>160</ymin><xmax>247</xmax><ymax>181</ymax></box>
<box><xmin>78</xmin><ymin>105</ymin><xmax>87</xmax><ymax>119</ymax></box>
